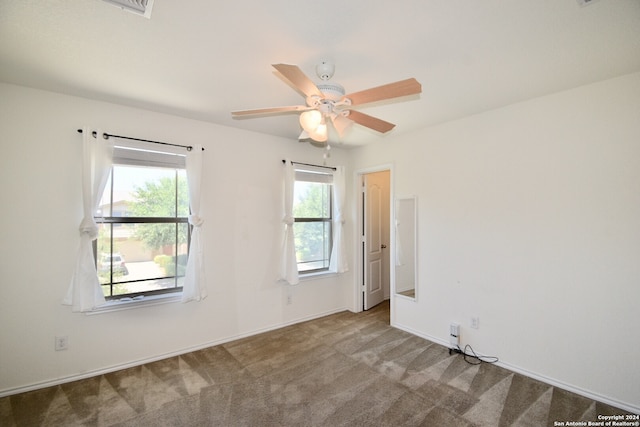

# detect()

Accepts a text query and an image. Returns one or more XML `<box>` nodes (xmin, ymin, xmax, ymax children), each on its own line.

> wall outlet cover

<box><xmin>55</xmin><ymin>336</ymin><xmax>69</xmax><ymax>351</ymax></box>
<box><xmin>471</xmin><ymin>317</ymin><xmax>480</xmax><ymax>329</ymax></box>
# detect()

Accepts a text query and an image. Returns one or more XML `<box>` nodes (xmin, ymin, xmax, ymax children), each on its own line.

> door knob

<box><xmin>381</xmin><ymin>244</ymin><xmax>387</xmax><ymax>249</ymax></box>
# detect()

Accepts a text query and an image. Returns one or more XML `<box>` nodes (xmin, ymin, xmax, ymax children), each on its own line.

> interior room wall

<box><xmin>0</xmin><ymin>83</ymin><xmax>354</xmax><ymax>395</ymax></box>
<box><xmin>350</xmin><ymin>73</ymin><xmax>640</xmax><ymax>412</ymax></box>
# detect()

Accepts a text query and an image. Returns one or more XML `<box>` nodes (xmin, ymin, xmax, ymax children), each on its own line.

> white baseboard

<box><xmin>392</xmin><ymin>322</ymin><xmax>640</xmax><ymax>415</ymax></box>
<box><xmin>0</xmin><ymin>306</ymin><xmax>348</xmax><ymax>398</ymax></box>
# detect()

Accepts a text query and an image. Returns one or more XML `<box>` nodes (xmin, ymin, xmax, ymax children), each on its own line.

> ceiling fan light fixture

<box><xmin>299</xmin><ymin>110</ymin><xmax>328</xmax><ymax>142</ymax></box>
<box><xmin>308</xmin><ymin>128</ymin><xmax>328</xmax><ymax>143</ymax></box>
<box><xmin>311</xmin><ymin>123</ymin><xmax>328</xmax><ymax>142</ymax></box>
<box><xmin>299</xmin><ymin>110</ymin><xmax>323</xmax><ymax>132</ymax></box>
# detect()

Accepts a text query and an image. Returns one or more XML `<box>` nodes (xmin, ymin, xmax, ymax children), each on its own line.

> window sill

<box><xmin>298</xmin><ymin>270</ymin><xmax>338</xmax><ymax>282</ymax></box>
<box><xmin>85</xmin><ymin>292</ymin><xmax>182</xmax><ymax>315</ymax></box>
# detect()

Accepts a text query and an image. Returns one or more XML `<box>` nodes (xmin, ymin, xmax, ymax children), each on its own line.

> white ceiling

<box><xmin>1</xmin><ymin>0</ymin><xmax>639</xmax><ymax>147</ymax></box>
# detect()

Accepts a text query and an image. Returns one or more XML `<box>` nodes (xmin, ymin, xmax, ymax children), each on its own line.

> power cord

<box><xmin>449</xmin><ymin>344</ymin><xmax>499</xmax><ymax>365</ymax></box>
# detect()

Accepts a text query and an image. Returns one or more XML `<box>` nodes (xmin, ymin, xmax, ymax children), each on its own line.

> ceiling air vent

<box><xmin>102</xmin><ymin>0</ymin><xmax>155</xmax><ymax>18</ymax></box>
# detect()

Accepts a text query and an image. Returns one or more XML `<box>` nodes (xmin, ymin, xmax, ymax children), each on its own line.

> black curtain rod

<box><xmin>77</xmin><ymin>129</ymin><xmax>204</xmax><ymax>151</ymax></box>
<box><xmin>282</xmin><ymin>159</ymin><xmax>336</xmax><ymax>171</ymax></box>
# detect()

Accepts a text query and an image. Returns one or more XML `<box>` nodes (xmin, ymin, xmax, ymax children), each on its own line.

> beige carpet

<box><xmin>0</xmin><ymin>301</ymin><xmax>630</xmax><ymax>426</ymax></box>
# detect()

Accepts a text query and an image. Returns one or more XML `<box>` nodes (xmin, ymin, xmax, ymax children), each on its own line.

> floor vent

<box><xmin>102</xmin><ymin>0</ymin><xmax>155</xmax><ymax>18</ymax></box>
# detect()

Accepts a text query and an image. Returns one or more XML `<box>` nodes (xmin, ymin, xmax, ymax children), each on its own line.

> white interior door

<box><xmin>363</xmin><ymin>171</ymin><xmax>389</xmax><ymax>310</ymax></box>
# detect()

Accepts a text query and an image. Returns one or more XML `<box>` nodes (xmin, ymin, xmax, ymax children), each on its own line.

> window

<box><xmin>293</xmin><ymin>166</ymin><xmax>333</xmax><ymax>273</ymax></box>
<box><xmin>95</xmin><ymin>145</ymin><xmax>189</xmax><ymax>300</ymax></box>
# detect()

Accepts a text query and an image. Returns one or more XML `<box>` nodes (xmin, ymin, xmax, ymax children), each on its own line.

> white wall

<box><xmin>351</xmin><ymin>73</ymin><xmax>640</xmax><ymax>411</ymax></box>
<box><xmin>0</xmin><ymin>83</ymin><xmax>354</xmax><ymax>395</ymax></box>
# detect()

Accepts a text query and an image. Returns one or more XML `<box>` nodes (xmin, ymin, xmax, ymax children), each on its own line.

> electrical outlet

<box><xmin>471</xmin><ymin>317</ymin><xmax>480</xmax><ymax>329</ymax></box>
<box><xmin>55</xmin><ymin>336</ymin><xmax>68</xmax><ymax>351</ymax></box>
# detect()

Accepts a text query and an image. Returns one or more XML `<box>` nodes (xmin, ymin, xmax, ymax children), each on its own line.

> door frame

<box><xmin>353</xmin><ymin>164</ymin><xmax>394</xmax><ymax>315</ymax></box>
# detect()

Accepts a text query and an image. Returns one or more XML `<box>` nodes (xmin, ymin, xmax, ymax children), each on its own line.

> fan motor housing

<box><xmin>317</xmin><ymin>82</ymin><xmax>345</xmax><ymax>101</ymax></box>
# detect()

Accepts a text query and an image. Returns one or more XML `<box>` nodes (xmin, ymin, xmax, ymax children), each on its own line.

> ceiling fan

<box><xmin>231</xmin><ymin>63</ymin><xmax>422</xmax><ymax>144</ymax></box>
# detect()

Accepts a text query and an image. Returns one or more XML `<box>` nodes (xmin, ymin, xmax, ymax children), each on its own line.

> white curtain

<box><xmin>182</xmin><ymin>145</ymin><xmax>207</xmax><ymax>302</ymax></box>
<box><xmin>329</xmin><ymin>165</ymin><xmax>348</xmax><ymax>273</ymax></box>
<box><xmin>63</xmin><ymin>127</ymin><xmax>113</xmax><ymax>312</ymax></box>
<box><xmin>280</xmin><ymin>160</ymin><xmax>299</xmax><ymax>285</ymax></box>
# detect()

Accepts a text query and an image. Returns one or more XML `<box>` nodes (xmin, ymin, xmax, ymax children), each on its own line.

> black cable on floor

<box><xmin>449</xmin><ymin>344</ymin><xmax>499</xmax><ymax>365</ymax></box>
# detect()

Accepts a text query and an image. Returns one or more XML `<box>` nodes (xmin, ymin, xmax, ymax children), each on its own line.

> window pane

<box><xmin>94</xmin><ymin>151</ymin><xmax>190</xmax><ymax>299</ymax></box>
<box><xmin>132</xmin><ymin>222</ymin><xmax>189</xmax><ymax>256</ymax></box>
<box><xmin>97</xmin><ymin>174</ymin><xmax>112</xmax><ymax>217</ymax></box>
<box><xmin>294</xmin><ymin>221</ymin><xmax>331</xmax><ymax>272</ymax></box>
<box><xmin>101</xmin><ymin>165</ymin><xmax>188</xmax><ymax>218</ymax></box>
<box><xmin>293</xmin><ymin>181</ymin><xmax>330</xmax><ymax>218</ymax></box>
<box><xmin>177</xmin><ymin>169</ymin><xmax>189</xmax><ymax>217</ymax></box>
<box><xmin>97</xmin><ymin>223</ymin><xmax>113</xmax><ymax>285</ymax></box>
<box><xmin>97</xmin><ymin>222</ymin><xmax>188</xmax><ymax>297</ymax></box>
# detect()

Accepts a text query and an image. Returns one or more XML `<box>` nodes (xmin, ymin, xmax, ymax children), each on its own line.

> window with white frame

<box><xmin>95</xmin><ymin>145</ymin><xmax>190</xmax><ymax>299</ymax></box>
<box><xmin>293</xmin><ymin>165</ymin><xmax>333</xmax><ymax>273</ymax></box>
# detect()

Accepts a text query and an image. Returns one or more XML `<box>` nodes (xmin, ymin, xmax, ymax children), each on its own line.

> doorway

<box><xmin>358</xmin><ymin>168</ymin><xmax>391</xmax><ymax>311</ymax></box>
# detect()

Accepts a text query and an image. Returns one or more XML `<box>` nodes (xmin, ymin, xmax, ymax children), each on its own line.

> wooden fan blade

<box><xmin>346</xmin><ymin>110</ymin><xmax>396</xmax><ymax>133</ymax></box>
<box><xmin>232</xmin><ymin>105</ymin><xmax>309</xmax><ymax>117</ymax></box>
<box><xmin>345</xmin><ymin>78</ymin><xmax>422</xmax><ymax>106</ymax></box>
<box><xmin>272</xmin><ymin>64</ymin><xmax>323</xmax><ymax>98</ymax></box>
<box><xmin>331</xmin><ymin>114</ymin><xmax>353</xmax><ymax>137</ymax></box>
